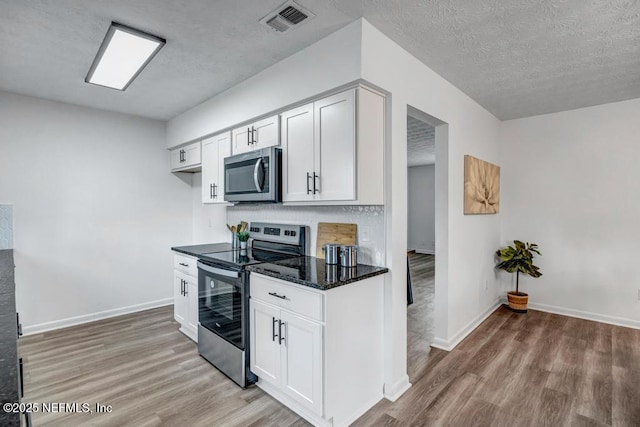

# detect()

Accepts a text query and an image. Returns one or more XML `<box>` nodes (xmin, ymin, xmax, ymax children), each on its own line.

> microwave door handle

<box><xmin>253</xmin><ymin>158</ymin><xmax>264</xmax><ymax>191</ymax></box>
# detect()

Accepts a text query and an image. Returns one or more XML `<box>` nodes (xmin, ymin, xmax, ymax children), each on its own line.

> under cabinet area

<box><xmin>249</xmin><ymin>273</ymin><xmax>384</xmax><ymax>427</ymax></box>
<box><xmin>281</xmin><ymin>87</ymin><xmax>385</xmax><ymax>205</ymax></box>
<box><xmin>170</xmin><ymin>140</ymin><xmax>201</xmax><ymax>172</ymax></box>
<box><xmin>173</xmin><ymin>252</ymin><xmax>198</xmax><ymax>341</ymax></box>
<box><xmin>232</xmin><ymin>115</ymin><xmax>279</xmax><ymax>155</ymax></box>
<box><xmin>202</xmin><ymin>132</ymin><xmax>231</xmax><ymax>204</ymax></box>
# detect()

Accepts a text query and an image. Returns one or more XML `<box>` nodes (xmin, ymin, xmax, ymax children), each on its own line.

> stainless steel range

<box><xmin>196</xmin><ymin>222</ymin><xmax>307</xmax><ymax>387</ymax></box>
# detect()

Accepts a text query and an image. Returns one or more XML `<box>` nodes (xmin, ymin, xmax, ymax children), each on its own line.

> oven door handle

<box><xmin>253</xmin><ymin>158</ymin><xmax>264</xmax><ymax>192</ymax></box>
<box><xmin>197</xmin><ymin>261</ymin><xmax>240</xmax><ymax>278</ymax></box>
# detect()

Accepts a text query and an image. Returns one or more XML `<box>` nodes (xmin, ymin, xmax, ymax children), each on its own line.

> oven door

<box><xmin>197</xmin><ymin>261</ymin><xmax>245</xmax><ymax>350</ymax></box>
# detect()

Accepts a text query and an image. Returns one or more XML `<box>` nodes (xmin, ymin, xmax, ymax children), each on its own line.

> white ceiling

<box><xmin>407</xmin><ymin>116</ymin><xmax>435</xmax><ymax>167</ymax></box>
<box><xmin>1</xmin><ymin>0</ymin><xmax>638</xmax><ymax>121</ymax></box>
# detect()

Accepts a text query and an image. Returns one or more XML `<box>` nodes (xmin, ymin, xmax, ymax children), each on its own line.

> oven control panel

<box><xmin>249</xmin><ymin>222</ymin><xmax>306</xmax><ymax>247</ymax></box>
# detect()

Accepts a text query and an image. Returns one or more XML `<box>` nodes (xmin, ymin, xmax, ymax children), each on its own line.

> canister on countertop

<box><xmin>323</xmin><ymin>244</ymin><xmax>340</xmax><ymax>265</ymax></box>
<box><xmin>339</xmin><ymin>245</ymin><xmax>358</xmax><ymax>267</ymax></box>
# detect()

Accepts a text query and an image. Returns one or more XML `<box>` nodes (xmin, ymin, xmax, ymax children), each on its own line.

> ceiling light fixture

<box><xmin>85</xmin><ymin>22</ymin><xmax>165</xmax><ymax>91</ymax></box>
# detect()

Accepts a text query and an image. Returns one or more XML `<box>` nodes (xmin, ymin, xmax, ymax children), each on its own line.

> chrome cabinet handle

<box><xmin>272</xmin><ymin>317</ymin><xmax>279</xmax><ymax>342</ymax></box>
<box><xmin>213</xmin><ymin>183</ymin><xmax>217</xmax><ymax>199</ymax></box>
<box><xmin>268</xmin><ymin>292</ymin><xmax>286</xmax><ymax>300</ymax></box>
<box><xmin>19</xmin><ymin>357</ymin><xmax>24</xmax><ymax>398</ymax></box>
<box><xmin>247</xmin><ymin>127</ymin><xmax>251</xmax><ymax>146</ymax></box>
<box><xmin>279</xmin><ymin>320</ymin><xmax>286</xmax><ymax>345</ymax></box>
<box><xmin>306</xmin><ymin>172</ymin><xmax>312</xmax><ymax>195</ymax></box>
<box><xmin>180</xmin><ymin>279</ymin><xmax>184</xmax><ymax>296</ymax></box>
<box><xmin>179</xmin><ymin>262</ymin><xmax>189</xmax><ymax>267</ymax></box>
<box><xmin>251</xmin><ymin>126</ymin><xmax>256</xmax><ymax>144</ymax></box>
<box><xmin>210</xmin><ymin>183</ymin><xmax>214</xmax><ymax>199</ymax></box>
<box><xmin>313</xmin><ymin>172</ymin><xmax>319</xmax><ymax>194</ymax></box>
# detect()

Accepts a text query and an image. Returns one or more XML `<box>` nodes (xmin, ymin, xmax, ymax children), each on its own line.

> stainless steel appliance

<box><xmin>196</xmin><ymin>222</ymin><xmax>306</xmax><ymax>387</ymax></box>
<box><xmin>224</xmin><ymin>147</ymin><xmax>282</xmax><ymax>203</ymax></box>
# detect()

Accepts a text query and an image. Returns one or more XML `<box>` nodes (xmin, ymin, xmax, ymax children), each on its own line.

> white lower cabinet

<box><xmin>280</xmin><ymin>310</ymin><xmax>323</xmax><ymax>415</ymax></box>
<box><xmin>250</xmin><ymin>273</ymin><xmax>385</xmax><ymax>427</ymax></box>
<box><xmin>250</xmin><ymin>299</ymin><xmax>323</xmax><ymax>416</ymax></box>
<box><xmin>173</xmin><ymin>252</ymin><xmax>198</xmax><ymax>342</ymax></box>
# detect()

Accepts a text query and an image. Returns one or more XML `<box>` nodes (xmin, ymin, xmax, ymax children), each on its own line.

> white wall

<box><xmin>408</xmin><ymin>165</ymin><xmax>435</xmax><ymax>253</ymax></box>
<box><xmin>360</xmin><ymin>20</ymin><xmax>502</xmax><ymax>394</ymax></box>
<box><xmin>227</xmin><ymin>205</ymin><xmax>386</xmax><ymax>266</ymax></box>
<box><xmin>190</xmin><ymin>172</ymin><xmax>229</xmax><ymax>244</ymax></box>
<box><xmin>0</xmin><ymin>91</ymin><xmax>192</xmax><ymax>332</ymax></box>
<box><xmin>500</xmin><ymin>98</ymin><xmax>640</xmax><ymax>328</ymax></box>
<box><xmin>167</xmin><ymin>19</ymin><xmax>363</xmax><ymax>148</ymax></box>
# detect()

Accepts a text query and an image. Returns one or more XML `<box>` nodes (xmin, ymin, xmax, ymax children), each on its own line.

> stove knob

<box><xmin>290</xmin><ymin>231</ymin><xmax>296</xmax><ymax>237</ymax></box>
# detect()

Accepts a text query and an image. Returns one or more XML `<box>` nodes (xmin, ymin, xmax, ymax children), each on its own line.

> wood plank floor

<box><xmin>20</xmin><ymin>257</ymin><xmax>640</xmax><ymax>426</ymax></box>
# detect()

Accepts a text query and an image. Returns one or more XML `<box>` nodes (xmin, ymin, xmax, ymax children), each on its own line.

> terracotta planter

<box><xmin>507</xmin><ymin>291</ymin><xmax>528</xmax><ymax>313</ymax></box>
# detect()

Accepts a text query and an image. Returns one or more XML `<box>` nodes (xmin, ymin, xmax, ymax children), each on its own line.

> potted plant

<box><xmin>237</xmin><ymin>231</ymin><xmax>250</xmax><ymax>249</ymax></box>
<box><xmin>495</xmin><ymin>240</ymin><xmax>542</xmax><ymax>313</ymax></box>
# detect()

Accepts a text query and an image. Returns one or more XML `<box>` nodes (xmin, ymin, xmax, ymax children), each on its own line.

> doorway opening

<box><xmin>406</xmin><ymin>106</ymin><xmax>448</xmax><ymax>380</ymax></box>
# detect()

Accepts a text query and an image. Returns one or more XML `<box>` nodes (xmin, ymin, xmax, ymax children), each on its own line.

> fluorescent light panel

<box><xmin>85</xmin><ymin>22</ymin><xmax>165</xmax><ymax>91</ymax></box>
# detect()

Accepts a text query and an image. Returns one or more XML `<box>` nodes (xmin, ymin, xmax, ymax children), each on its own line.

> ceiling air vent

<box><xmin>260</xmin><ymin>0</ymin><xmax>315</xmax><ymax>33</ymax></box>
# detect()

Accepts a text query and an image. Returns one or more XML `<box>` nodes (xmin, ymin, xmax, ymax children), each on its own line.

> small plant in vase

<box><xmin>237</xmin><ymin>231</ymin><xmax>250</xmax><ymax>250</ymax></box>
<box><xmin>495</xmin><ymin>240</ymin><xmax>542</xmax><ymax>313</ymax></box>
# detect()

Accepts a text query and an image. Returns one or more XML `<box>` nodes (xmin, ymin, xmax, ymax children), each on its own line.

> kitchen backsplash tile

<box><xmin>228</xmin><ymin>205</ymin><xmax>386</xmax><ymax>267</ymax></box>
<box><xmin>0</xmin><ymin>205</ymin><xmax>13</xmax><ymax>249</ymax></box>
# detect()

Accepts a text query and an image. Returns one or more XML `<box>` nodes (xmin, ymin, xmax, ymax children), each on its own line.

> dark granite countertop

<box><xmin>0</xmin><ymin>250</ymin><xmax>20</xmax><ymax>426</ymax></box>
<box><xmin>246</xmin><ymin>256</ymin><xmax>388</xmax><ymax>291</ymax></box>
<box><xmin>171</xmin><ymin>242</ymin><xmax>232</xmax><ymax>258</ymax></box>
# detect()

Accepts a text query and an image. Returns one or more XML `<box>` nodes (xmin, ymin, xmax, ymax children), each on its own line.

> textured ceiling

<box><xmin>1</xmin><ymin>1</ymin><xmax>639</xmax><ymax>121</ymax></box>
<box><xmin>331</xmin><ymin>0</ymin><xmax>640</xmax><ymax>120</ymax></box>
<box><xmin>0</xmin><ymin>0</ymin><xmax>353</xmax><ymax>120</ymax></box>
<box><xmin>407</xmin><ymin>116</ymin><xmax>435</xmax><ymax>167</ymax></box>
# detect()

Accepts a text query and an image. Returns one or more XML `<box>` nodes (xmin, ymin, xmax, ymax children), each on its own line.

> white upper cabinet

<box><xmin>170</xmin><ymin>140</ymin><xmax>201</xmax><ymax>172</ymax></box>
<box><xmin>281</xmin><ymin>103</ymin><xmax>315</xmax><ymax>202</ymax></box>
<box><xmin>314</xmin><ymin>90</ymin><xmax>356</xmax><ymax>202</ymax></box>
<box><xmin>202</xmin><ymin>132</ymin><xmax>231</xmax><ymax>204</ymax></box>
<box><xmin>281</xmin><ymin>87</ymin><xmax>384</xmax><ymax>205</ymax></box>
<box><xmin>232</xmin><ymin>115</ymin><xmax>280</xmax><ymax>155</ymax></box>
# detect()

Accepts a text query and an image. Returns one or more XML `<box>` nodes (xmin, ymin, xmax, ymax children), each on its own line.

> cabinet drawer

<box><xmin>250</xmin><ymin>274</ymin><xmax>323</xmax><ymax>322</ymax></box>
<box><xmin>173</xmin><ymin>253</ymin><xmax>198</xmax><ymax>277</ymax></box>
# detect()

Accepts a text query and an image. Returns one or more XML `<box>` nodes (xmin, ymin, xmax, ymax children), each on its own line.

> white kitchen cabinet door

<box><xmin>171</xmin><ymin>141</ymin><xmax>202</xmax><ymax>172</ymax></box>
<box><xmin>202</xmin><ymin>132</ymin><xmax>231</xmax><ymax>204</ymax></box>
<box><xmin>173</xmin><ymin>273</ymin><xmax>188</xmax><ymax>325</ymax></box>
<box><xmin>280</xmin><ymin>310</ymin><xmax>323</xmax><ymax>416</ymax></box>
<box><xmin>186</xmin><ymin>279</ymin><xmax>199</xmax><ymax>340</ymax></box>
<box><xmin>250</xmin><ymin>299</ymin><xmax>282</xmax><ymax>387</ymax></box>
<box><xmin>314</xmin><ymin>89</ymin><xmax>356</xmax><ymax>201</ymax></box>
<box><xmin>281</xmin><ymin>103</ymin><xmax>314</xmax><ymax>202</ymax></box>
<box><xmin>253</xmin><ymin>115</ymin><xmax>280</xmax><ymax>150</ymax></box>
<box><xmin>232</xmin><ymin>125</ymin><xmax>253</xmax><ymax>155</ymax></box>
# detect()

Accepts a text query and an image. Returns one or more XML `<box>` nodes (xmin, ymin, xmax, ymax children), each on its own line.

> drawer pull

<box><xmin>179</xmin><ymin>262</ymin><xmax>189</xmax><ymax>267</ymax></box>
<box><xmin>268</xmin><ymin>292</ymin><xmax>286</xmax><ymax>300</ymax></box>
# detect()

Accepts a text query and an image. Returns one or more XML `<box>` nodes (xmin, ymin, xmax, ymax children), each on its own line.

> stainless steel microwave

<box><xmin>224</xmin><ymin>147</ymin><xmax>282</xmax><ymax>203</ymax></box>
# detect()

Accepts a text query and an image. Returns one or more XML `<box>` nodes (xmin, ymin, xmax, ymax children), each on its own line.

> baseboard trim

<box><xmin>499</xmin><ymin>296</ymin><xmax>640</xmax><ymax>330</ymax></box>
<box><xmin>383</xmin><ymin>374</ymin><xmax>411</xmax><ymax>402</ymax></box>
<box><xmin>431</xmin><ymin>299</ymin><xmax>502</xmax><ymax>351</ymax></box>
<box><xmin>22</xmin><ymin>298</ymin><xmax>174</xmax><ymax>335</ymax></box>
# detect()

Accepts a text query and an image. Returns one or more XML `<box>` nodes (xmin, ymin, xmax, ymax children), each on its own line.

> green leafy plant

<box><xmin>237</xmin><ymin>231</ymin><xmax>250</xmax><ymax>242</ymax></box>
<box><xmin>496</xmin><ymin>240</ymin><xmax>542</xmax><ymax>294</ymax></box>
